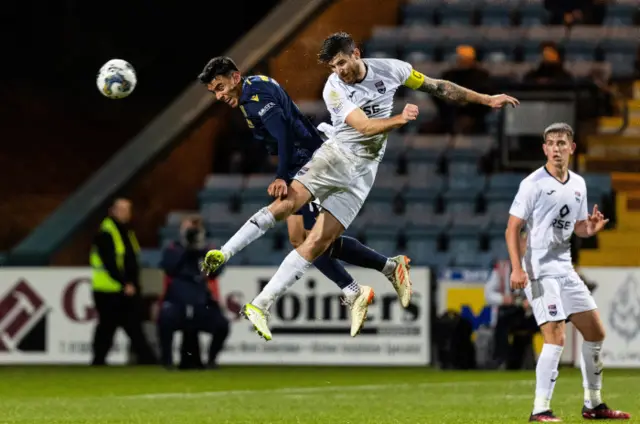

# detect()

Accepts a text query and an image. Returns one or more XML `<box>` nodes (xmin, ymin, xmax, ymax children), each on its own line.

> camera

<box><xmin>181</xmin><ymin>217</ymin><xmax>205</xmax><ymax>248</ymax></box>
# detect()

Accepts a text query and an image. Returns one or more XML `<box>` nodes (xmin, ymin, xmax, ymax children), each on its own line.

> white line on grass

<box><xmin>122</xmin><ymin>379</ymin><xmax>534</xmax><ymax>401</ymax></box>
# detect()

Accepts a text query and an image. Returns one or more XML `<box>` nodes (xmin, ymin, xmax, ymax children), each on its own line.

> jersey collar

<box><xmin>354</xmin><ymin>60</ymin><xmax>370</xmax><ymax>84</ymax></box>
<box><xmin>544</xmin><ymin>165</ymin><xmax>570</xmax><ymax>185</ymax></box>
<box><xmin>238</xmin><ymin>77</ymin><xmax>252</xmax><ymax>104</ymax></box>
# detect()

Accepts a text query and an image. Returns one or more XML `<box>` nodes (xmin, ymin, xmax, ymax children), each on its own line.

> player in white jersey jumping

<box><xmin>202</xmin><ymin>32</ymin><xmax>519</xmax><ymax>341</ymax></box>
<box><xmin>506</xmin><ymin>123</ymin><xmax>631</xmax><ymax>422</ymax></box>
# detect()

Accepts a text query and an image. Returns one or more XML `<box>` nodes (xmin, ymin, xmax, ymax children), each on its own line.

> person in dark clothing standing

<box><xmin>523</xmin><ymin>42</ymin><xmax>574</xmax><ymax>85</ymax></box>
<box><xmin>90</xmin><ymin>198</ymin><xmax>157</xmax><ymax>366</ymax></box>
<box><xmin>157</xmin><ymin>215</ymin><xmax>230</xmax><ymax>369</ymax></box>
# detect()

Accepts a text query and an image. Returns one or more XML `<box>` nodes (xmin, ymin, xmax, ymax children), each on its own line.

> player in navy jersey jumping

<box><xmin>197</xmin><ymin>56</ymin><xmax>412</xmax><ymax>338</ymax></box>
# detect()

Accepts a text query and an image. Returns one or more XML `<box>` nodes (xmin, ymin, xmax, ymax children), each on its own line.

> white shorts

<box><xmin>524</xmin><ymin>271</ymin><xmax>597</xmax><ymax>326</ymax></box>
<box><xmin>293</xmin><ymin>141</ymin><xmax>378</xmax><ymax>229</ymax></box>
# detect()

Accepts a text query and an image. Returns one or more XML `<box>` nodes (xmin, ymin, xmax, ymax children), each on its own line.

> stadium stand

<box><xmin>142</xmin><ymin>0</ymin><xmax>637</xmax><ymax>270</ymax></box>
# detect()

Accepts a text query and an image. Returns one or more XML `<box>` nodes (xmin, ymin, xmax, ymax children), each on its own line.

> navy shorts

<box><xmin>294</xmin><ymin>202</ymin><xmax>320</xmax><ymax>230</ymax></box>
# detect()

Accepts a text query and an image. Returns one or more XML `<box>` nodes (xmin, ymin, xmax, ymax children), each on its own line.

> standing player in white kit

<box><xmin>202</xmin><ymin>32</ymin><xmax>518</xmax><ymax>341</ymax></box>
<box><xmin>506</xmin><ymin>123</ymin><xmax>631</xmax><ymax>422</ymax></box>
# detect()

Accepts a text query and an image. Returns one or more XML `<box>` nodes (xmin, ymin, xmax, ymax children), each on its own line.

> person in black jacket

<box><xmin>90</xmin><ymin>198</ymin><xmax>157</xmax><ymax>366</ymax></box>
<box><xmin>157</xmin><ymin>215</ymin><xmax>230</xmax><ymax>369</ymax></box>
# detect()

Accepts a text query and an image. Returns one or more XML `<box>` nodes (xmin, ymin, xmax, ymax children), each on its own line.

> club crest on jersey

<box><xmin>375</xmin><ymin>80</ymin><xmax>386</xmax><ymax>94</ymax></box>
<box><xmin>548</xmin><ymin>304</ymin><xmax>557</xmax><ymax>317</ymax></box>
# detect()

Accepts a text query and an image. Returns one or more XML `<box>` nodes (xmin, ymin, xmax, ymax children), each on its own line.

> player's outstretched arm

<box><xmin>345</xmin><ymin>104</ymin><xmax>418</xmax><ymax>137</ymax></box>
<box><xmin>417</xmin><ymin>75</ymin><xmax>519</xmax><ymax>109</ymax></box>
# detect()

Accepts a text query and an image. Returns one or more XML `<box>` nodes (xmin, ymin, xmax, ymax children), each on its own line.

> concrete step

<box><xmin>579</xmin><ymin>248</ymin><xmax>640</xmax><ymax>266</ymax></box>
<box><xmin>596</xmin><ymin>231</ymin><xmax>640</xmax><ymax>249</ymax></box>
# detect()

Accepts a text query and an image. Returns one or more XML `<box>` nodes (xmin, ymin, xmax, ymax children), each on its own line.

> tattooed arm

<box><xmin>402</xmin><ymin>67</ymin><xmax>519</xmax><ymax>109</ymax></box>
<box><xmin>419</xmin><ymin>76</ymin><xmax>491</xmax><ymax>105</ymax></box>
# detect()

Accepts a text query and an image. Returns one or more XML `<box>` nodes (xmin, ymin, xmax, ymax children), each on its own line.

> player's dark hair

<box><xmin>543</xmin><ymin>122</ymin><xmax>574</xmax><ymax>142</ymax></box>
<box><xmin>318</xmin><ymin>32</ymin><xmax>357</xmax><ymax>63</ymax></box>
<box><xmin>198</xmin><ymin>56</ymin><xmax>239</xmax><ymax>84</ymax></box>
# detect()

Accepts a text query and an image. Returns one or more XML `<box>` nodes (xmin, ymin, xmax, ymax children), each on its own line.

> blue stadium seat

<box><xmin>364</xmin><ymin>38</ymin><xmax>400</xmax><ymax>57</ymax></box>
<box><xmin>225</xmin><ymin>252</ymin><xmax>247</xmax><ymax>266</ymax></box>
<box><xmin>518</xmin><ymin>2</ymin><xmax>549</xmax><ymax>26</ymax></box>
<box><xmin>404</xmin><ymin>225</ymin><xmax>441</xmax><ymax>266</ymax></box>
<box><xmin>241</xmin><ymin>174</ymin><xmax>275</xmax><ymax>199</ymax></box>
<box><xmin>439</xmin><ymin>2</ymin><xmax>476</xmax><ymax>26</ymax></box>
<box><xmin>405</xmin><ymin>182</ymin><xmax>444</xmax><ymax>212</ymax></box>
<box><xmin>406</xmin><ymin>135</ymin><xmax>450</xmax><ymax>160</ymax></box>
<box><xmin>522</xmin><ymin>26</ymin><xmax>568</xmax><ymax>61</ymax></box>
<box><xmin>447</xmin><ymin>149</ymin><xmax>483</xmax><ymax>177</ymax></box>
<box><xmin>403</xmin><ymin>36</ymin><xmax>439</xmax><ymax>62</ymax></box>
<box><xmin>418</xmin><ymin>251</ymin><xmax>454</xmax><ymax>269</ymax></box>
<box><xmin>364</xmin><ymin>226</ymin><xmax>400</xmax><ymax>256</ymax></box>
<box><xmin>201</xmin><ymin>202</ymin><xmax>233</xmax><ymax>220</ymax></box>
<box><xmin>204</xmin><ymin>210</ymin><xmax>247</xmax><ymax>233</ymax></box>
<box><xmin>384</xmin><ymin>133</ymin><xmax>409</xmax><ymax>155</ymax></box>
<box><xmin>407</xmin><ymin>161</ymin><xmax>439</xmax><ymax>180</ymax></box>
<box><xmin>242</xmin><ymin>238</ymin><xmax>285</xmax><ymax>265</ymax></box>
<box><xmin>377</xmin><ymin>161</ymin><xmax>399</xmax><ymax>178</ymax></box>
<box><xmin>407</xmin><ymin>211</ymin><xmax>451</xmax><ymax>229</ymax></box>
<box><xmin>444</xmin><ymin>176</ymin><xmax>486</xmax><ymax>215</ymax></box>
<box><xmin>240</xmin><ymin>196</ymin><xmax>272</xmax><ymax>214</ymax></box>
<box><xmin>602</xmin><ymin>40</ymin><xmax>637</xmax><ymax>76</ymax></box>
<box><xmin>583</xmin><ymin>172</ymin><xmax>612</xmax><ymax>209</ymax></box>
<box><xmin>358</xmin><ymin>200</ymin><xmax>396</xmax><ymax>223</ymax></box>
<box><xmin>481</xmin><ymin>3</ymin><xmax>513</xmax><ymax>26</ymax></box>
<box><xmin>205</xmin><ymin>232</ymin><xmax>234</xmax><ymax>250</ymax></box>
<box><xmin>486</xmin><ymin>219</ymin><xmax>508</xmax><ymax>248</ymax></box>
<box><xmin>447</xmin><ymin>215</ymin><xmax>489</xmax><ymax>255</ymax></box>
<box><xmin>407</xmin><ymin>173</ymin><xmax>445</xmax><ymax>190</ymax></box>
<box><xmin>604</xmin><ymin>3</ymin><xmax>638</xmax><ymax>26</ymax></box>
<box><xmin>202</xmin><ymin>174</ymin><xmax>244</xmax><ymax>197</ymax></box>
<box><xmin>486</xmin><ymin>199</ymin><xmax>513</xmax><ymax>225</ymax></box>
<box><xmin>343</xmin><ymin>220</ymin><xmax>368</xmax><ymax>239</ymax></box>
<box><xmin>368</xmin><ymin>183</ymin><xmax>404</xmax><ymax>204</ymax></box>
<box><xmin>609</xmin><ymin>59</ymin><xmax>636</xmax><ymax>77</ymax></box>
<box><xmin>158</xmin><ymin>225</ymin><xmax>180</xmax><ymax>243</ymax></box>
<box><xmin>454</xmin><ymin>251</ymin><xmax>495</xmax><ymax>268</ymax></box>
<box><xmin>584</xmin><ymin>172</ymin><xmax>612</xmax><ymax>196</ymax></box>
<box><xmin>402</xmin><ymin>3</ymin><xmax>439</xmax><ymax>25</ymax></box>
<box><xmin>448</xmin><ymin>234</ymin><xmax>481</xmax><ymax>256</ymax></box>
<box><xmin>439</xmin><ymin>29</ymin><xmax>483</xmax><ymax>54</ymax></box>
<box><xmin>445</xmin><ymin>193</ymin><xmax>478</xmax><ymax>216</ymax></box>
<box><xmin>490</xmin><ymin>239</ymin><xmax>508</xmax><ymax>261</ymax></box>
<box><xmin>488</xmin><ymin>172</ymin><xmax>526</xmax><ymax>191</ymax></box>
<box><xmin>563</xmin><ymin>39</ymin><xmax>599</xmax><ymax>61</ymax></box>
<box><xmin>140</xmin><ymin>249</ymin><xmax>162</xmax><ymax>268</ymax></box>
<box><xmin>405</xmin><ymin>200</ymin><xmax>440</xmax><ymax>220</ymax></box>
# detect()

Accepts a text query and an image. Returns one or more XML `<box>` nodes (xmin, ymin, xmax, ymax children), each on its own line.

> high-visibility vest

<box><xmin>90</xmin><ymin>217</ymin><xmax>140</xmax><ymax>292</ymax></box>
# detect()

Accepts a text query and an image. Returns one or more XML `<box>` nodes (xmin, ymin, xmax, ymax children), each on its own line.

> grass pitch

<box><xmin>0</xmin><ymin>366</ymin><xmax>638</xmax><ymax>423</ymax></box>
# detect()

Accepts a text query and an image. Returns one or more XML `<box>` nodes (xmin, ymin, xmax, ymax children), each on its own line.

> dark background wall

<box><xmin>0</xmin><ymin>0</ymin><xmax>279</xmax><ymax>253</ymax></box>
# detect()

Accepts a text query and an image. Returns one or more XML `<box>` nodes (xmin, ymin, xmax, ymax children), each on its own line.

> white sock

<box><xmin>382</xmin><ymin>259</ymin><xmax>396</xmax><ymax>277</ymax></box>
<box><xmin>221</xmin><ymin>207</ymin><xmax>275</xmax><ymax>258</ymax></box>
<box><xmin>252</xmin><ymin>250</ymin><xmax>311</xmax><ymax>310</ymax></box>
<box><xmin>533</xmin><ymin>344</ymin><xmax>564</xmax><ymax>415</ymax></box>
<box><xmin>580</xmin><ymin>340</ymin><xmax>604</xmax><ymax>409</ymax></box>
<box><xmin>342</xmin><ymin>281</ymin><xmax>360</xmax><ymax>298</ymax></box>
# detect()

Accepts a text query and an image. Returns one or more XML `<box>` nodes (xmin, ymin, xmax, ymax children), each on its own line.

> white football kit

<box><xmin>294</xmin><ymin>58</ymin><xmax>415</xmax><ymax>228</ymax></box>
<box><xmin>509</xmin><ymin>166</ymin><xmax>597</xmax><ymax>325</ymax></box>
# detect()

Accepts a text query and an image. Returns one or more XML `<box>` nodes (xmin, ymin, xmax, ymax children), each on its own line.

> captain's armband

<box><xmin>403</xmin><ymin>69</ymin><xmax>425</xmax><ymax>90</ymax></box>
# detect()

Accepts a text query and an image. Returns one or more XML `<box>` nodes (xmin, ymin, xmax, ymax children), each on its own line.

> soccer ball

<box><xmin>96</xmin><ymin>59</ymin><xmax>137</xmax><ymax>99</ymax></box>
